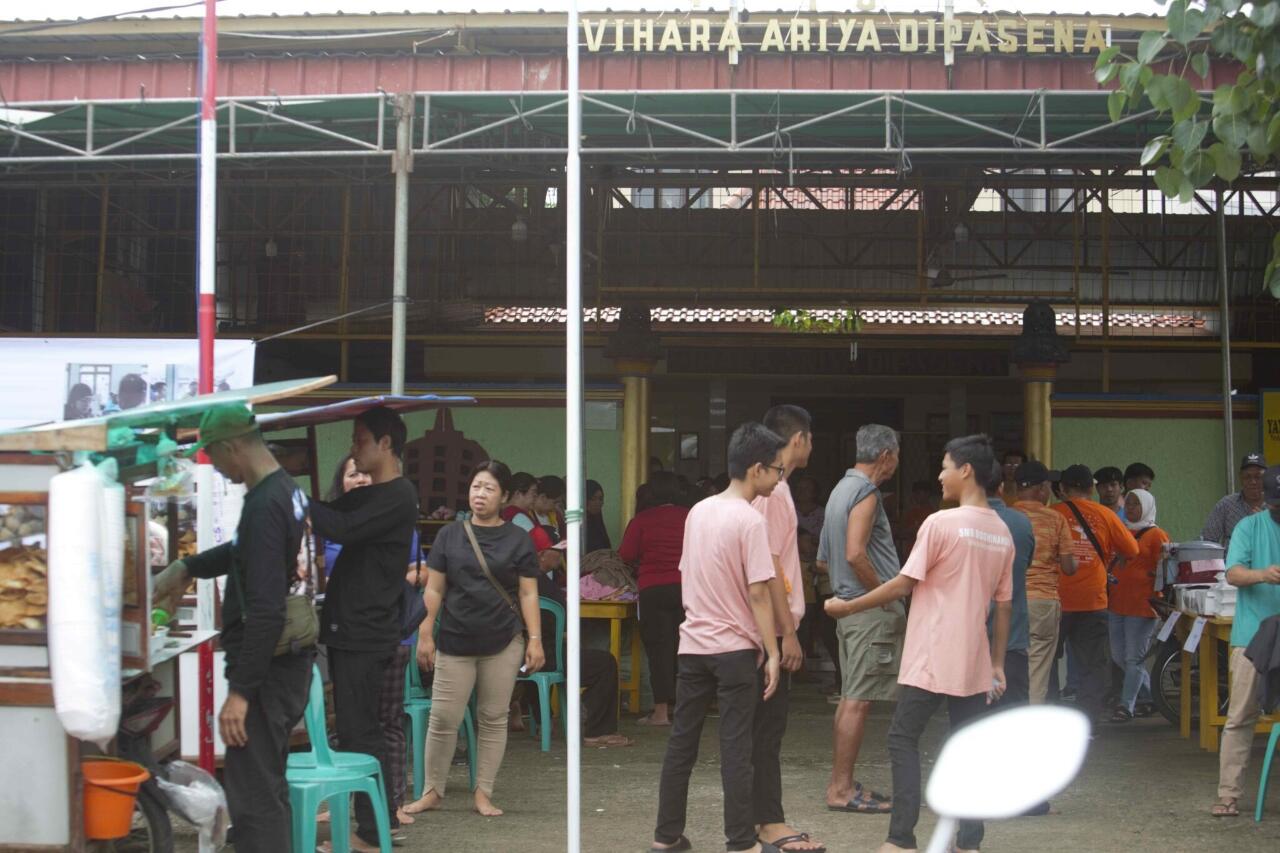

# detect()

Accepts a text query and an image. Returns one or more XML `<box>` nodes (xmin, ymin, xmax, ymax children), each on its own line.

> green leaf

<box><xmin>1154</xmin><ymin>165</ymin><xmax>1183</xmax><ymax>198</ymax></box>
<box><xmin>1138</xmin><ymin>31</ymin><xmax>1168</xmax><ymax>64</ymax></box>
<box><xmin>1191</xmin><ymin>51</ymin><xmax>1209</xmax><ymax>79</ymax></box>
<box><xmin>1177</xmin><ymin>174</ymin><xmax>1196</xmax><ymax>204</ymax></box>
<box><xmin>1268</xmin><ymin>112</ymin><xmax>1280</xmax><ymax>155</ymax></box>
<box><xmin>1173</xmin><ymin>119</ymin><xmax>1209</xmax><ymax>150</ymax></box>
<box><xmin>1119</xmin><ymin>63</ymin><xmax>1145</xmax><ymax>96</ymax></box>
<box><xmin>1247</xmin><ymin>123</ymin><xmax>1275</xmax><ymax>159</ymax></box>
<box><xmin>1209</xmin><ymin>142</ymin><xmax>1242</xmax><ymax>182</ymax></box>
<box><xmin>1268</xmin><ymin>265</ymin><xmax>1280</xmax><ymax>299</ymax></box>
<box><xmin>1168</xmin><ymin>0</ymin><xmax>1207</xmax><ymax>44</ymax></box>
<box><xmin>1094</xmin><ymin>45</ymin><xmax>1121</xmax><ymax>70</ymax></box>
<box><xmin>1213</xmin><ymin>112</ymin><xmax>1251</xmax><ymax>148</ymax></box>
<box><xmin>1213</xmin><ymin>84</ymin><xmax>1248</xmax><ymax>116</ymax></box>
<box><xmin>1095</xmin><ymin>63</ymin><xmax>1121</xmax><ymax>85</ymax></box>
<box><xmin>1170</xmin><ymin>77</ymin><xmax>1201</xmax><ymax>122</ymax></box>
<box><xmin>1108</xmin><ymin>90</ymin><xmax>1128</xmax><ymax>122</ymax></box>
<box><xmin>1141</xmin><ymin>135</ymin><xmax>1172</xmax><ymax>167</ymax></box>
<box><xmin>1146</xmin><ymin>75</ymin><xmax>1174</xmax><ymax>112</ymax></box>
<box><xmin>1249</xmin><ymin>2</ymin><xmax>1280</xmax><ymax>29</ymax></box>
<box><xmin>1183</xmin><ymin>148</ymin><xmax>1217</xmax><ymax>187</ymax></box>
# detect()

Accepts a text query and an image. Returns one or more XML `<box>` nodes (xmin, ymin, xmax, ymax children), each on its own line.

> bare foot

<box><xmin>759</xmin><ymin>823</ymin><xmax>825</xmax><ymax>851</ymax></box>
<box><xmin>584</xmin><ymin>733</ymin><xmax>635</xmax><ymax>748</ymax></box>
<box><xmin>636</xmin><ymin>714</ymin><xmax>671</xmax><ymax>727</ymax></box>
<box><xmin>316</xmin><ymin>808</ymin><xmax>331</xmax><ymax>823</ymax></box>
<box><xmin>473</xmin><ymin>790</ymin><xmax>504</xmax><ymax>817</ymax></box>
<box><xmin>396</xmin><ymin>806</ymin><xmax>416</xmax><ymax>825</ymax></box>
<box><xmin>317</xmin><ymin>835</ymin><xmax>379</xmax><ymax>853</ymax></box>
<box><xmin>403</xmin><ymin>789</ymin><xmax>443</xmax><ymax>815</ymax></box>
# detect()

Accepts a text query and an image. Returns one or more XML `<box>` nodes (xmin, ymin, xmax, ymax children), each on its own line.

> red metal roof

<box><xmin>0</xmin><ymin>51</ymin><xmax>1240</xmax><ymax>102</ymax></box>
<box><xmin>482</xmin><ymin>305</ymin><xmax>1209</xmax><ymax>335</ymax></box>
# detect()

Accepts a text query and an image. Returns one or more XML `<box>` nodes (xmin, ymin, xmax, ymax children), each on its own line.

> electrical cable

<box><xmin>0</xmin><ymin>1</ymin><xmax>229</xmax><ymax>38</ymax></box>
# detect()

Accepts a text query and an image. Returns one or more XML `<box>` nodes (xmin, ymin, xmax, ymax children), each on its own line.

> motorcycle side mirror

<box><xmin>922</xmin><ymin>705</ymin><xmax>1091</xmax><ymax>853</ymax></box>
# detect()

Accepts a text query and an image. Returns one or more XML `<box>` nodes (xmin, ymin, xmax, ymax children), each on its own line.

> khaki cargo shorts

<box><xmin>837</xmin><ymin>600</ymin><xmax>906</xmax><ymax>702</ymax></box>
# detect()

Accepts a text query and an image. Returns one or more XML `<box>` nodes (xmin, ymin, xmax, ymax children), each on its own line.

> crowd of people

<box><xmin>151</xmin><ymin>395</ymin><xmax>1280</xmax><ymax>852</ymax></box>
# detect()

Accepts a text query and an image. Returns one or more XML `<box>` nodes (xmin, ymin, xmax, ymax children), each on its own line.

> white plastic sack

<box><xmin>96</xmin><ymin>460</ymin><xmax>124</xmax><ymax>727</ymax></box>
<box><xmin>154</xmin><ymin>760</ymin><xmax>229</xmax><ymax>852</ymax></box>
<box><xmin>47</xmin><ymin>463</ymin><xmax>118</xmax><ymax>747</ymax></box>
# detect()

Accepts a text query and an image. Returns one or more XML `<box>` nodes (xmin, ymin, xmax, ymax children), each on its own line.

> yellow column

<box><xmin>1020</xmin><ymin>363</ymin><xmax>1056</xmax><ymax>467</ymax></box>
<box><xmin>617</xmin><ymin>360</ymin><xmax>653</xmax><ymax>525</ymax></box>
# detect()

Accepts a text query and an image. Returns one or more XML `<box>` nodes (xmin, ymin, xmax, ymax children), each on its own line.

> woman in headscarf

<box><xmin>583</xmin><ymin>480</ymin><xmax>612</xmax><ymax>553</ymax></box>
<box><xmin>1107</xmin><ymin>488</ymin><xmax>1169</xmax><ymax>722</ymax></box>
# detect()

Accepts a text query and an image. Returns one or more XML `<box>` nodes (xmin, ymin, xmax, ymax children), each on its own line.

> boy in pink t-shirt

<box><xmin>826</xmin><ymin>435</ymin><xmax>1014</xmax><ymax>853</ymax></box>
<box><xmin>653</xmin><ymin>423</ymin><xmax>784</xmax><ymax>853</ymax></box>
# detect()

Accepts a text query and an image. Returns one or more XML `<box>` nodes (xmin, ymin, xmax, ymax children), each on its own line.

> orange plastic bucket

<box><xmin>81</xmin><ymin>760</ymin><xmax>151</xmax><ymax>840</ymax></box>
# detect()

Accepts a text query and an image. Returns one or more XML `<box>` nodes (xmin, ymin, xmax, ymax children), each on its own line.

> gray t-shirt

<box><xmin>818</xmin><ymin>468</ymin><xmax>900</xmax><ymax>599</ymax></box>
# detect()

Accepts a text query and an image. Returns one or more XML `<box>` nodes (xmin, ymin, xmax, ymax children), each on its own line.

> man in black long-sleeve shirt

<box><xmin>309</xmin><ymin>406</ymin><xmax>419</xmax><ymax>852</ymax></box>
<box><xmin>154</xmin><ymin>404</ymin><xmax>313</xmax><ymax>853</ymax></box>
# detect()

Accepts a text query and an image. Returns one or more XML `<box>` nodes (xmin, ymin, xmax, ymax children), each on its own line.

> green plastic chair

<box><xmin>405</xmin><ymin>633</ymin><xmax>477</xmax><ymax>798</ymax></box>
<box><xmin>521</xmin><ymin>596</ymin><xmax>567</xmax><ymax>752</ymax></box>
<box><xmin>1254</xmin><ymin>721</ymin><xmax>1280</xmax><ymax>822</ymax></box>
<box><xmin>287</xmin><ymin>664</ymin><xmax>392</xmax><ymax>853</ymax></box>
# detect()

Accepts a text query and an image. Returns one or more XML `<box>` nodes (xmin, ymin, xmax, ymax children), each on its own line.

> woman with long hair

<box><xmin>584</xmin><ymin>479</ymin><xmax>612</xmax><ymax>553</ymax></box>
<box><xmin>404</xmin><ymin>460</ymin><xmax>544</xmax><ymax>817</ymax></box>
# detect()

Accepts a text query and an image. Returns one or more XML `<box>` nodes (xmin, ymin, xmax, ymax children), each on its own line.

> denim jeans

<box><xmin>1108</xmin><ymin>613</ymin><xmax>1156</xmax><ymax>713</ymax></box>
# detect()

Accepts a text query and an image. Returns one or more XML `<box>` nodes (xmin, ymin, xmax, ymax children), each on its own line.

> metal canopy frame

<box><xmin>0</xmin><ymin>89</ymin><xmax>1176</xmax><ymax>168</ymax></box>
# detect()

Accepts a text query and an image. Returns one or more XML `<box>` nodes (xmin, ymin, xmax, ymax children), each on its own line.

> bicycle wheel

<box><xmin>1149</xmin><ymin>640</ymin><xmax>1231</xmax><ymax>727</ymax></box>
<box><xmin>89</xmin><ymin>785</ymin><xmax>173</xmax><ymax>853</ymax></box>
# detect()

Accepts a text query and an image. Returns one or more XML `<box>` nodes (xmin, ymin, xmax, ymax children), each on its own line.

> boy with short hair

<box><xmin>652</xmin><ymin>422</ymin><xmax>784</xmax><ymax>853</ymax></box>
<box><xmin>826</xmin><ymin>434</ymin><xmax>1015</xmax><ymax>853</ymax></box>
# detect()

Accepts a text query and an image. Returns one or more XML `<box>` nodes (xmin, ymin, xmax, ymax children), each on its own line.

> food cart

<box><xmin>0</xmin><ymin>376</ymin><xmax>333</xmax><ymax>852</ymax></box>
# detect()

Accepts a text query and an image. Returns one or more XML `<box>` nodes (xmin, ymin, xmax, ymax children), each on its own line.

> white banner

<box><xmin>0</xmin><ymin>338</ymin><xmax>256</xmax><ymax>431</ymax></box>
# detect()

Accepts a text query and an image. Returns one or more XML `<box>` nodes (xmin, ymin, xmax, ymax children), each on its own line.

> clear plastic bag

<box><xmin>153</xmin><ymin>760</ymin><xmax>230</xmax><ymax>853</ymax></box>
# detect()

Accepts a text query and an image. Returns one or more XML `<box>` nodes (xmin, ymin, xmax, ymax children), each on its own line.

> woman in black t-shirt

<box><xmin>403</xmin><ymin>461</ymin><xmax>543</xmax><ymax>818</ymax></box>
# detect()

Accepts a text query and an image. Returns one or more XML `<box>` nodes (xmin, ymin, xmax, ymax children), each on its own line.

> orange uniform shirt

<box><xmin>1013</xmin><ymin>500</ymin><xmax>1074</xmax><ymax>601</ymax></box>
<box><xmin>1050</xmin><ymin>498</ymin><xmax>1140</xmax><ymax>612</ymax></box>
<box><xmin>1108</xmin><ymin>525</ymin><xmax>1171</xmax><ymax>618</ymax></box>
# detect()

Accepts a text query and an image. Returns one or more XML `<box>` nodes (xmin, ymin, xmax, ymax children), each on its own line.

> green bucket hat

<box><xmin>180</xmin><ymin>403</ymin><xmax>259</xmax><ymax>457</ymax></box>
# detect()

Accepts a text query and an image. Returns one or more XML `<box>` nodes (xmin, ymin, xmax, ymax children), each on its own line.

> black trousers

<box><xmin>330</xmin><ymin>646</ymin><xmax>395</xmax><ymax>843</ymax></box>
<box><xmin>225</xmin><ymin>651</ymin><xmax>313</xmax><ymax>853</ymax></box>
<box><xmin>583</xmin><ymin>648</ymin><xmax>620</xmax><ymax>737</ymax></box>
<box><xmin>752</xmin><ymin>659</ymin><xmax>791</xmax><ymax>827</ymax></box>
<box><xmin>887</xmin><ymin>685</ymin><xmax>988</xmax><ymax>851</ymax></box>
<box><xmin>1058</xmin><ymin>610</ymin><xmax>1110</xmax><ymax>721</ymax></box>
<box><xmin>997</xmin><ymin>649</ymin><xmax>1030</xmax><ymax>709</ymax></box>
<box><xmin>655</xmin><ymin>650</ymin><xmax>760</xmax><ymax>852</ymax></box>
<box><xmin>639</xmin><ymin>584</ymin><xmax>684</xmax><ymax>706</ymax></box>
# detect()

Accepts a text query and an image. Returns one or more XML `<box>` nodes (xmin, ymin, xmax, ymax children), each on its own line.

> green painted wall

<box><xmin>1053</xmin><ymin>416</ymin><xmax>1260</xmax><ymax>542</ymax></box>
<box><xmin>307</xmin><ymin>406</ymin><xmax>624</xmax><ymax>544</ymax></box>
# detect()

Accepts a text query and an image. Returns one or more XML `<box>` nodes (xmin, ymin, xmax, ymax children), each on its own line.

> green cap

<box><xmin>180</xmin><ymin>403</ymin><xmax>259</xmax><ymax>457</ymax></box>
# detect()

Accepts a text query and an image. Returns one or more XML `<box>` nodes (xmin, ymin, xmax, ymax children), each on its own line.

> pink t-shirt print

<box><xmin>752</xmin><ymin>478</ymin><xmax>807</xmax><ymax>631</ymax></box>
<box><xmin>678</xmin><ymin>494</ymin><xmax>778</xmax><ymax>657</ymax></box>
<box><xmin>898</xmin><ymin>506</ymin><xmax>1015</xmax><ymax>698</ymax></box>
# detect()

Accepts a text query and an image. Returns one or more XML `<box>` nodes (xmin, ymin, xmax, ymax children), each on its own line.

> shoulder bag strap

<box><xmin>1133</xmin><ymin>527</ymin><xmax>1151</xmax><ymax>542</ymax></box>
<box><xmin>463</xmin><ymin>521</ymin><xmax>519</xmax><ymax>615</ymax></box>
<box><xmin>1064</xmin><ymin>500</ymin><xmax>1107</xmax><ymax>564</ymax></box>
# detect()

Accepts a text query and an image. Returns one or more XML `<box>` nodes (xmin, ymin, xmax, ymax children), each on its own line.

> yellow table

<box><xmin>580</xmin><ymin>600</ymin><xmax>643</xmax><ymax>715</ymax></box>
<box><xmin>1174</xmin><ymin>613</ymin><xmax>1278</xmax><ymax>751</ymax></box>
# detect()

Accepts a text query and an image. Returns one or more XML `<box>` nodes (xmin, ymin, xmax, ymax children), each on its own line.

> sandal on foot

<box><xmin>1109</xmin><ymin>706</ymin><xmax>1133</xmax><ymax>723</ymax></box>
<box><xmin>637</xmin><ymin>715</ymin><xmax>672</xmax><ymax>727</ymax></box>
<box><xmin>854</xmin><ymin>782</ymin><xmax>891</xmax><ymax>804</ymax></box>
<box><xmin>1134</xmin><ymin>703</ymin><xmax>1156</xmax><ymax>718</ymax></box>
<box><xmin>649</xmin><ymin>836</ymin><xmax>692</xmax><ymax>853</ymax></box>
<box><xmin>828</xmin><ymin>792</ymin><xmax>892</xmax><ymax>814</ymax></box>
<box><xmin>584</xmin><ymin>733</ymin><xmax>635</xmax><ymax>748</ymax></box>
<box><xmin>1211</xmin><ymin>799</ymin><xmax>1239</xmax><ymax>817</ymax></box>
<box><xmin>764</xmin><ymin>832</ymin><xmax>827</xmax><ymax>853</ymax></box>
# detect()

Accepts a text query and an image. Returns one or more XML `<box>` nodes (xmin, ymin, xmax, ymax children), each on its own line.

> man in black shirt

<box><xmin>309</xmin><ymin>406</ymin><xmax>419</xmax><ymax>852</ymax></box>
<box><xmin>154</xmin><ymin>404</ymin><xmax>313</xmax><ymax>853</ymax></box>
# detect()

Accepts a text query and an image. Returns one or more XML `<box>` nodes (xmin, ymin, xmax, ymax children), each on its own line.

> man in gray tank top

<box><xmin>818</xmin><ymin>424</ymin><xmax>903</xmax><ymax>814</ymax></box>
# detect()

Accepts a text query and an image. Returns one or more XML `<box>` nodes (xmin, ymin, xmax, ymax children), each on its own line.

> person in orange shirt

<box><xmin>1051</xmin><ymin>465</ymin><xmax>1140</xmax><ymax>724</ymax></box>
<box><xmin>1107</xmin><ymin>489</ymin><xmax>1170</xmax><ymax>722</ymax></box>
<box><xmin>1012</xmin><ymin>461</ymin><xmax>1077</xmax><ymax>705</ymax></box>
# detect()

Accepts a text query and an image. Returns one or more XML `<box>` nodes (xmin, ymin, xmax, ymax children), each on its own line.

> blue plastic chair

<box><xmin>520</xmin><ymin>596</ymin><xmax>567</xmax><ymax>752</ymax></box>
<box><xmin>1255</xmin><ymin>721</ymin><xmax>1280</xmax><ymax>821</ymax></box>
<box><xmin>287</xmin><ymin>664</ymin><xmax>392</xmax><ymax>853</ymax></box>
<box><xmin>404</xmin><ymin>633</ymin><xmax>477</xmax><ymax>797</ymax></box>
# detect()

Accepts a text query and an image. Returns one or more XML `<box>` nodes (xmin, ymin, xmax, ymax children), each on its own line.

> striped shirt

<box><xmin>1201</xmin><ymin>493</ymin><xmax>1265</xmax><ymax>552</ymax></box>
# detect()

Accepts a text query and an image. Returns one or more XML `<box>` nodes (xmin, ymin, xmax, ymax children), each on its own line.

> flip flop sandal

<box><xmin>828</xmin><ymin>792</ymin><xmax>892</xmax><ymax>814</ymax></box>
<box><xmin>764</xmin><ymin>832</ymin><xmax>827</xmax><ymax>853</ymax></box>
<box><xmin>649</xmin><ymin>836</ymin><xmax>692</xmax><ymax>853</ymax></box>
<box><xmin>1109</xmin><ymin>707</ymin><xmax>1133</xmax><ymax>723</ymax></box>
<box><xmin>854</xmin><ymin>782</ymin><xmax>892</xmax><ymax>803</ymax></box>
<box><xmin>1211</xmin><ymin>800</ymin><xmax>1240</xmax><ymax>817</ymax></box>
<box><xmin>637</xmin><ymin>715</ymin><xmax>673</xmax><ymax>727</ymax></box>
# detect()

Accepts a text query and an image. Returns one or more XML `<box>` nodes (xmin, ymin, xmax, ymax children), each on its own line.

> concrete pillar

<box><xmin>1020</xmin><ymin>363</ymin><xmax>1056</xmax><ymax>467</ymax></box>
<box><xmin>617</xmin><ymin>361</ymin><xmax>653</xmax><ymax>524</ymax></box>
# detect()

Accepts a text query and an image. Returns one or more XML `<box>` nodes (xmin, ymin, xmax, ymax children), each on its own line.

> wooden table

<box><xmin>580</xmin><ymin>600</ymin><xmax>643</xmax><ymax>714</ymax></box>
<box><xmin>1174</xmin><ymin>612</ymin><xmax>1278</xmax><ymax>751</ymax></box>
